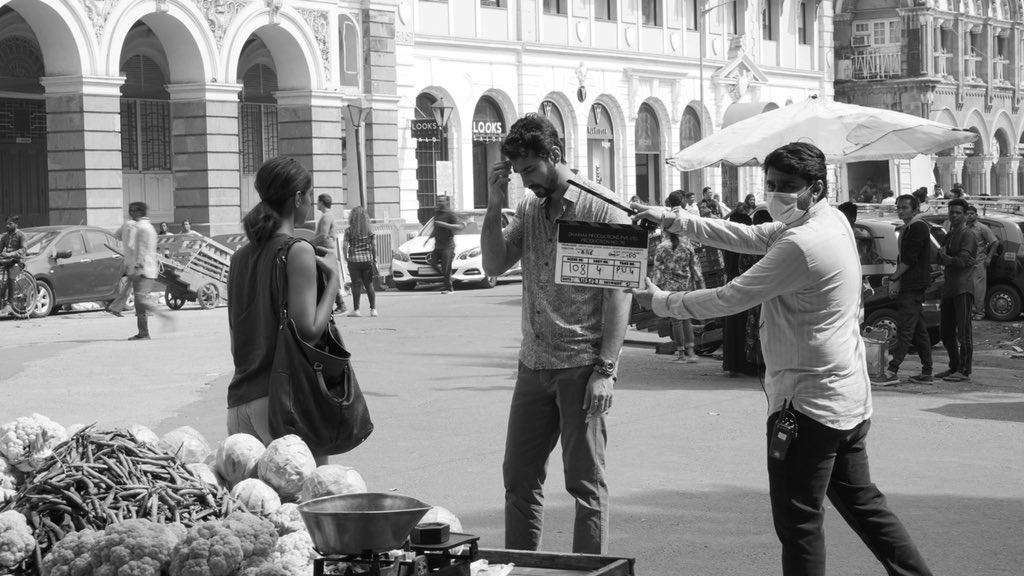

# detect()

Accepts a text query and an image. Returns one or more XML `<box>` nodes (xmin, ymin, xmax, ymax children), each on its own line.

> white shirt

<box><xmin>117</xmin><ymin>218</ymin><xmax>159</xmax><ymax>279</ymax></box>
<box><xmin>651</xmin><ymin>201</ymin><xmax>871</xmax><ymax>430</ymax></box>
<box><xmin>684</xmin><ymin>203</ymin><xmax>700</xmax><ymax>215</ymax></box>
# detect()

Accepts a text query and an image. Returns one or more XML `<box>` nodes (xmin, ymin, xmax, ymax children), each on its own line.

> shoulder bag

<box><xmin>267</xmin><ymin>238</ymin><xmax>374</xmax><ymax>455</ymax></box>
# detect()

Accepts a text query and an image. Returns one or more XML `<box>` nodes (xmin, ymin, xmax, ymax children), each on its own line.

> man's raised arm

<box><xmin>481</xmin><ymin>160</ymin><xmax>522</xmax><ymax>276</ymax></box>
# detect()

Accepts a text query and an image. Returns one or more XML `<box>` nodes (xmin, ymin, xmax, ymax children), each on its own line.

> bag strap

<box><xmin>274</xmin><ymin>237</ymin><xmax>310</xmax><ymax>321</ymax></box>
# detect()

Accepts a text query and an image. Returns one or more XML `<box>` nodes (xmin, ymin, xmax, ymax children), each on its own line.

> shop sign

<box><xmin>473</xmin><ymin>121</ymin><xmax>504</xmax><ymax>135</ymax></box>
<box><xmin>587</xmin><ymin>103</ymin><xmax>614</xmax><ymax>140</ymax></box>
<box><xmin>411</xmin><ymin>119</ymin><xmax>443</xmax><ymax>139</ymax></box>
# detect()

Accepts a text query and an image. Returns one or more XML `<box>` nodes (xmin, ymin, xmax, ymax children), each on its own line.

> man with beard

<box><xmin>481</xmin><ymin>113</ymin><xmax>631</xmax><ymax>554</ymax></box>
<box><xmin>936</xmin><ymin>198</ymin><xmax>977</xmax><ymax>382</ymax></box>
<box><xmin>627</xmin><ymin>143</ymin><xmax>932</xmax><ymax>576</ymax></box>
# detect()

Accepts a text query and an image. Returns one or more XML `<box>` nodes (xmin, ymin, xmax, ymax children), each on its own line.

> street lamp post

<box><xmin>698</xmin><ymin>0</ymin><xmax>736</xmax><ymax>139</ymax></box>
<box><xmin>345</xmin><ymin>98</ymin><xmax>372</xmax><ymax>207</ymax></box>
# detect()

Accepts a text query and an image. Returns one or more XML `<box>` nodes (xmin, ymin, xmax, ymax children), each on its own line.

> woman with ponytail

<box><xmin>226</xmin><ymin>156</ymin><xmax>340</xmax><ymax>463</ymax></box>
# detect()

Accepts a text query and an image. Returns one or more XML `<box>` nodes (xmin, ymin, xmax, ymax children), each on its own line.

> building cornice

<box><xmin>41</xmin><ymin>75</ymin><xmax>124</xmax><ymax>96</ymax></box>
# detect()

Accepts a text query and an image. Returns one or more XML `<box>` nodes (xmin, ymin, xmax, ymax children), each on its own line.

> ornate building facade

<box><xmin>0</xmin><ymin>0</ymin><xmax>389</xmax><ymax>231</ymax></box>
<box><xmin>834</xmin><ymin>0</ymin><xmax>1024</xmax><ymax>197</ymax></box>
<box><xmin>395</xmin><ymin>0</ymin><xmax>836</xmax><ymax>222</ymax></box>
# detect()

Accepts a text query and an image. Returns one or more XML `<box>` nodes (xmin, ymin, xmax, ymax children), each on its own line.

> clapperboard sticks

<box><xmin>566</xmin><ymin>179</ymin><xmax>658</xmax><ymax>232</ymax></box>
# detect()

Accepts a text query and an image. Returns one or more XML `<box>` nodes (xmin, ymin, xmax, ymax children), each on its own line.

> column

<box><xmin>363</xmin><ymin>6</ymin><xmax>400</xmax><ymax>219</ymax></box>
<box><xmin>167</xmin><ymin>83</ymin><xmax>242</xmax><ymax>237</ymax></box>
<box><xmin>995</xmin><ymin>156</ymin><xmax>1019</xmax><ymax>196</ymax></box>
<box><xmin>41</xmin><ymin>75</ymin><xmax>124</xmax><ymax>228</ymax></box>
<box><xmin>964</xmin><ymin>154</ymin><xmax>995</xmax><ymax>196</ymax></box>
<box><xmin>935</xmin><ymin>154</ymin><xmax>966</xmax><ymax>191</ymax></box>
<box><xmin>276</xmin><ymin>91</ymin><xmax>346</xmax><ymax>206</ymax></box>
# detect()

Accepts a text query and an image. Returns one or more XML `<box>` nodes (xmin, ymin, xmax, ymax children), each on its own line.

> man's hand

<box><xmin>887</xmin><ymin>279</ymin><xmax>900</xmax><ymax>299</ymax></box>
<box><xmin>583</xmin><ymin>371</ymin><xmax>615</xmax><ymax>420</ymax></box>
<box><xmin>629</xmin><ymin>203</ymin><xmax>669</xmax><ymax>228</ymax></box>
<box><xmin>625</xmin><ymin>277</ymin><xmax>660</xmax><ymax>310</ymax></box>
<box><xmin>488</xmin><ymin>161</ymin><xmax>512</xmax><ymax>208</ymax></box>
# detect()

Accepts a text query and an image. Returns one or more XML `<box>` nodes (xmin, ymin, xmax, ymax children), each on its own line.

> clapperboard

<box><xmin>554</xmin><ymin>220</ymin><xmax>649</xmax><ymax>290</ymax></box>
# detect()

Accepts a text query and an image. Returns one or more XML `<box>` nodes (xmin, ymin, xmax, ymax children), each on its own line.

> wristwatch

<box><xmin>593</xmin><ymin>359</ymin><xmax>616</xmax><ymax>377</ymax></box>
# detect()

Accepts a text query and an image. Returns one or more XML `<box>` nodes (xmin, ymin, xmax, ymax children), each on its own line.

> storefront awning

<box><xmin>722</xmin><ymin>102</ymin><xmax>780</xmax><ymax>128</ymax></box>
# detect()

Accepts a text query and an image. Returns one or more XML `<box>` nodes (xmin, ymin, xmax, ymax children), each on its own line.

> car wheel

<box><xmin>33</xmin><ymin>282</ymin><xmax>55</xmax><ymax>318</ymax></box>
<box><xmin>864</xmin><ymin>309</ymin><xmax>899</xmax><ymax>347</ymax></box>
<box><xmin>395</xmin><ymin>281</ymin><xmax>416</xmax><ymax>292</ymax></box>
<box><xmin>985</xmin><ymin>284</ymin><xmax>1022</xmax><ymax>322</ymax></box>
<box><xmin>165</xmin><ymin>289</ymin><xmax>186</xmax><ymax>310</ymax></box>
<box><xmin>477</xmin><ymin>275</ymin><xmax>497</xmax><ymax>289</ymax></box>
<box><xmin>197</xmin><ymin>283</ymin><xmax>220</xmax><ymax>309</ymax></box>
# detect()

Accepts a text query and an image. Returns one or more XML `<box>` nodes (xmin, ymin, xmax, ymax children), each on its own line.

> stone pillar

<box><xmin>965</xmin><ymin>154</ymin><xmax>995</xmax><ymax>196</ymax></box>
<box><xmin>995</xmin><ymin>156</ymin><xmax>1019</xmax><ymax>197</ymax></box>
<box><xmin>935</xmin><ymin>155</ymin><xmax>966</xmax><ymax>192</ymax></box>
<box><xmin>167</xmin><ymin>83</ymin><xmax>242</xmax><ymax>236</ymax></box>
<box><xmin>276</xmin><ymin>91</ymin><xmax>346</xmax><ymax>207</ymax></box>
<box><xmin>41</xmin><ymin>75</ymin><xmax>125</xmax><ymax>228</ymax></box>
<box><xmin>363</xmin><ymin>6</ymin><xmax>400</xmax><ymax>219</ymax></box>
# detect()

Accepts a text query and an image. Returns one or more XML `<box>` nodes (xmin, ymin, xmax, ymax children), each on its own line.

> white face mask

<box><xmin>766</xmin><ymin>187</ymin><xmax>814</xmax><ymax>225</ymax></box>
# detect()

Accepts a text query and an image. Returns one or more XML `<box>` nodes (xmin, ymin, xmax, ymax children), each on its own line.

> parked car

<box><xmin>920</xmin><ymin>210</ymin><xmax>1024</xmax><ymax>321</ymax></box>
<box><xmin>19</xmin><ymin>225</ymin><xmax>130</xmax><ymax>317</ymax></box>
<box><xmin>391</xmin><ymin>209</ymin><xmax>521</xmax><ymax>290</ymax></box>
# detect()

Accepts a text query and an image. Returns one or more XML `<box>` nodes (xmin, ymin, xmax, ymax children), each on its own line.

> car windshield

<box><xmin>418</xmin><ymin>212</ymin><xmax>485</xmax><ymax>237</ymax></box>
<box><xmin>22</xmin><ymin>231</ymin><xmax>60</xmax><ymax>257</ymax></box>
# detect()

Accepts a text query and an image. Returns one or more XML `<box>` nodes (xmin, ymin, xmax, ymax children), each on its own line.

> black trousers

<box><xmin>888</xmin><ymin>291</ymin><xmax>932</xmax><ymax>375</ymax></box>
<box><xmin>432</xmin><ymin>246</ymin><xmax>455</xmax><ymax>291</ymax></box>
<box><xmin>767</xmin><ymin>411</ymin><xmax>932</xmax><ymax>576</ymax></box>
<box><xmin>939</xmin><ymin>292</ymin><xmax>974</xmax><ymax>375</ymax></box>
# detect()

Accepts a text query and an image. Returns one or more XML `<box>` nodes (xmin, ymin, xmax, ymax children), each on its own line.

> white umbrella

<box><xmin>667</xmin><ymin>97</ymin><xmax>978</xmax><ymax>171</ymax></box>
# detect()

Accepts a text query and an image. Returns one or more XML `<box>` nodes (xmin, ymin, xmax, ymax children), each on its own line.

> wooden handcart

<box><xmin>157</xmin><ymin>236</ymin><xmax>234</xmax><ymax>310</ymax></box>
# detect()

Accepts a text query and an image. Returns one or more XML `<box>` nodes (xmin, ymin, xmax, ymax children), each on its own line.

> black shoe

<box><xmin>105</xmin><ymin>308</ymin><xmax>123</xmax><ymax>317</ymax></box>
<box><xmin>128</xmin><ymin>333</ymin><xmax>150</xmax><ymax>340</ymax></box>
<box><xmin>908</xmin><ymin>373</ymin><xmax>934</xmax><ymax>384</ymax></box>
<box><xmin>933</xmin><ymin>369</ymin><xmax>955</xmax><ymax>379</ymax></box>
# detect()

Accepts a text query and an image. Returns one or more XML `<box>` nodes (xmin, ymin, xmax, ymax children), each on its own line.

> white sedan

<box><xmin>391</xmin><ymin>209</ymin><xmax>521</xmax><ymax>290</ymax></box>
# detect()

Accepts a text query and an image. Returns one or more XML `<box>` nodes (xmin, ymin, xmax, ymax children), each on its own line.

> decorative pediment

<box><xmin>711</xmin><ymin>53</ymin><xmax>769</xmax><ymax>102</ymax></box>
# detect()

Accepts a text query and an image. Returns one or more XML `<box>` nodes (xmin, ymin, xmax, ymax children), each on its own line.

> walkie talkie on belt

<box><xmin>769</xmin><ymin>401</ymin><xmax>799</xmax><ymax>461</ymax></box>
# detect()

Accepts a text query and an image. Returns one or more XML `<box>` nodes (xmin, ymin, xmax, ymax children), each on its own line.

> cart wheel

<box><xmin>165</xmin><ymin>289</ymin><xmax>186</xmax><ymax>310</ymax></box>
<box><xmin>197</xmin><ymin>283</ymin><xmax>220</xmax><ymax>310</ymax></box>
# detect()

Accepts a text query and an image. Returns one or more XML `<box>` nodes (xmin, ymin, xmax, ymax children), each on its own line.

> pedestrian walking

<box><xmin>430</xmin><ymin>196</ymin><xmax>465</xmax><ymax>294</ymax></box>
<box><xmin>872</xmin><ymin>194</ymin><xmax>934</xmax><ymax>386</ymax></box>
<box><xmin>629</xmin><ymin>142</ymin><xmax>933</xmax><ymax>576</ymax></box>
<box><xmin>936</xmin><ymin>198</ymin><xmax>977</xmax><ymax>383</ymax></box>
<box><xmin>482</xmin><ymin>113</ymin><xmax>631</xmax><ymax>555</ymax></box>
<box><xmin>313</xmin><ymin>193</ymin><xmax>347</xmax><ymax>314</ymax></box>
<box><xmin>226</xmin><ymin>156</ymin><xmax>340</xmax><ymax>465</ymax></box>
<box><xmin>966</xmin><ymin>204</ymin><xmax>997</xmax><ymax>319</ymax></box>
<box><xmin>343</xmin><ymin>206</ymin><xmax>378</xmax><ymax>317</ymax></box>
<box><xmin>110</xmin><ymin>202</ymin><xmax>173</xmax><ymax>339</ymax></box>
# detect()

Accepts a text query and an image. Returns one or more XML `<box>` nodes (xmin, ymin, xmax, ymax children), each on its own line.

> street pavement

<box><xmin>1</xmin><ymin>283</ymin><xmax>1022</xmax><ymax>575</ymax></box>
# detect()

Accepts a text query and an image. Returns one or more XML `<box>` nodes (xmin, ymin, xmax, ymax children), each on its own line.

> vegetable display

<box><xmin>255</xmin><ymin>436</ymin><xmax>315</xmax><ymax>502</ymax></box>
<box><xmin>0</xmin><ymin>415</ymin><xmax>68</xmax><ymax>473</ymax></box>
<box><xmin>0</xmin><ymin>426</ymin><xmax>239</xmax><ymax>567</ymax></box>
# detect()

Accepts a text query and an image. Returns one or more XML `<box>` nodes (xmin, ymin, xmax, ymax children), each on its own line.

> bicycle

<box><xmin>0</xmin><ymin>263</ymin><xmax>38</xmax><ymax>320</ymax></box>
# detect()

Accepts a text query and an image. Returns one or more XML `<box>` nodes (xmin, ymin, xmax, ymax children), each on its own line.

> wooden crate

<box><xmin>477</xmin><ymin>549</ymin><xmax>635</xmax><ymax>576</ymax></box>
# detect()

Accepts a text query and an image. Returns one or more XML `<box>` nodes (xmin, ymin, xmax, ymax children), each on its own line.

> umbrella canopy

<box><xmin>668</xmin><ymin>97</ymin><xmax>978</xmax><ymax>171</ymax></box>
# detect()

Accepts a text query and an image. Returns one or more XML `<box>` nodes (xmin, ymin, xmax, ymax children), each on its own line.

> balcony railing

<box><xmin>993</xmin><ymin>57</ymin><xmax>1009</xmax><ymax>83</ymax></box>
<box><xmin>933</xmin><ymin>50</ymin><xmax>951</xmax><ymax>76</ymax></box>
<box><xmin>852</xmin><ymin>48</ymin><xmax>901</xmax><ymax>80</ymax></box>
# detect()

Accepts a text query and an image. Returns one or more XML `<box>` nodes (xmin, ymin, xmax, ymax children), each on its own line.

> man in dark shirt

<box><xmin>966</xmin><ymin>205</ymin><xmax>998</xmax><ymax>319</ymax></box>
<box><xmin>873</xmin><ymin>194</ymin><xmax>934</xmax><ymax>386</ymax></box>
<box><xmin>936</xmin><ymin>198</ymin><xmax>977</xmax><ymax>382</ymax></box>
<box><xmin>431</xmin><ymin>195</ymin><xmax>465</xmax><ymax>294</ymax></box>
<box><xmin>0</xmin><ymin>215</ymin><xmax>28</xmax><ymax>316</ymax></box>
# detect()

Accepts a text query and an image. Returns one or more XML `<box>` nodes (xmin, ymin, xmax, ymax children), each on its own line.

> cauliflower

<box><xmin>0</xmin><ymin>456</ymin><xmax>18</xmax><ymax>491</ymax></box>
<box><xmin>169</xmin><ymin>521</ymin><xmax>245</xmax><ymax>576</ymax></box>
<box><xmin>222</xmin><ymin>512</ymin><xmax>278</xmax><ymax>572</ymax></box>
<box><xmin>0</xmin><ymin>413</ymin><xmax>68</xmax><ymax>472</ymax></box>
<box><xmin>0</xmin><ymin>510</ymin><xmax>35</xmax><ymax>569</ymax></box>
<box><xmin>89</xmin><ymin>518</ymin><xmax>184</xmax><ymax>576</ymax></box>
<box><xmin>268</xmin><ymin>503</ymin><xmax>305</xmax><ymax>536</ymax></box>
<box><xmin>267</xmin><ymin>531</ymin><xmax>317</xmax><ymax>574</ymax></box>
<box><xmin>41</xmin><ymin>528</ymin><xmax>100</xmax><ymax>576</ymax></box>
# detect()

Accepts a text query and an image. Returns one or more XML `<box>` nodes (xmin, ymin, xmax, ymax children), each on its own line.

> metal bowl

<box><xmin>298</xmin><ymin>492</ymin><xmax>431</xmax><ymax>556</ymax></box>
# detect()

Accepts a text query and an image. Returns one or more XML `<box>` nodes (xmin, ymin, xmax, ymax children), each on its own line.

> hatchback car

<box><xmin>921</xmin><ymin>209</ymin><xmax>1024</xmax><ymax>321</ymax></box>
<box><xmin>390</xmin><ymin>209</ymin><xmax>521</xmax><ymax>290</ymax></box>
<box><xmin>20</xmin><ymin>226</ymin><xmax>129</xmax><ymax>317</ymax></box>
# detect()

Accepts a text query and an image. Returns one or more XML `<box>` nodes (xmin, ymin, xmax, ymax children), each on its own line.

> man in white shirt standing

<box><xmin>114</xmin><ymin>201</ymin><xmax>171</xmax><ymax>340</ymax></box>
<box><xmin>628</xmin><ymin>143</ymin><xmax>932</xmax><ymax>576</ymax></box>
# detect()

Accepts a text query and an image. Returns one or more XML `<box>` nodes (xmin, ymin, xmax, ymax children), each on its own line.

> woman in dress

<box><xmin>652</xmin><ymin>227</ymin><xmax>705</xmax><ymax>362</ymax></box>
